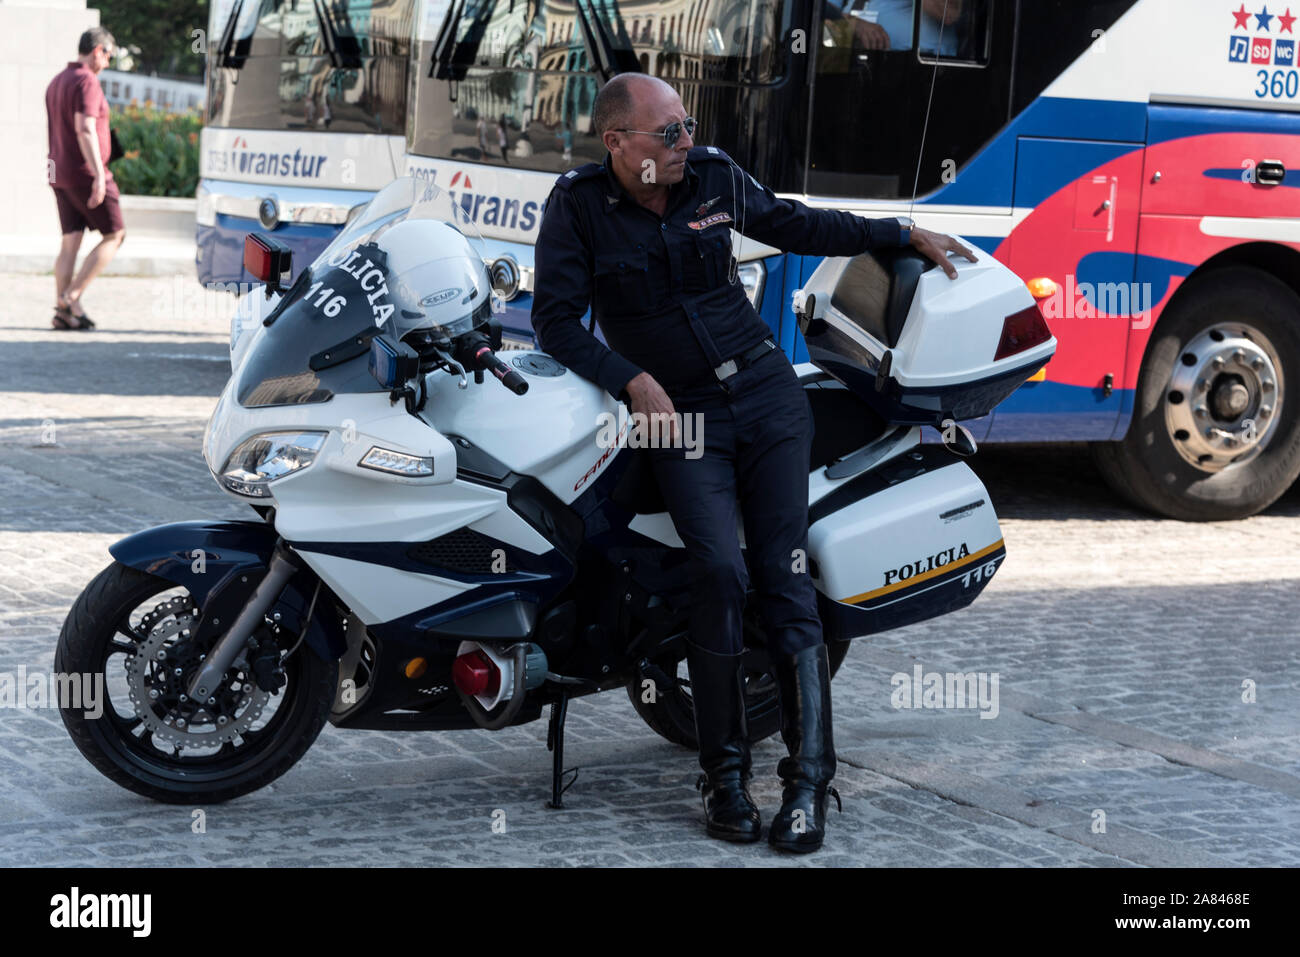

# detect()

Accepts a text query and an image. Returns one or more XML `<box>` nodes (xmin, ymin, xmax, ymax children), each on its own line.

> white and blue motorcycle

<box><xmin>56</xmin><ymin>177</ymin><xmax>1055</xmax><ymax>805</ymax></box>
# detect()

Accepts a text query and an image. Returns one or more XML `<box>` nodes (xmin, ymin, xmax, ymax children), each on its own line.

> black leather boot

<box><xmin>768</xmin><ymin>642</ymin><xmax>841</xmax><ymax>853</ymax></box>
<box><xmin>686</xmin><ymin>641</ymin><xmax>762</xmax><ymax>843</ymax></box>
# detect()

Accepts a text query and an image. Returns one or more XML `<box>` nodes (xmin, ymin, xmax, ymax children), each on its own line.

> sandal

<box><xmin>55</xmin><ymin>301</ymin><xmax>95</xmax><ymax>330</ymax></box>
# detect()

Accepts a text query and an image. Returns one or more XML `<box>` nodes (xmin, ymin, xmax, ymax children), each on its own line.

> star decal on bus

<box><xmin>1233</xmin><ymin>4</ymin><xmax>1252</xmax><ymax>29</ymax></box>
<box><xmin>1279</xmin><ymin>7</ymin><xmax>1297</xmax><ymax>31</ymax></box>
<box><xmin>1256</xmin><ymin>6</ymin><xmax>1275</xmax><ymax>30</ymax></box>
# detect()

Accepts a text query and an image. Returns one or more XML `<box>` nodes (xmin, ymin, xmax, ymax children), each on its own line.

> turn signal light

<box><xmin>242</xmin><ymin>232</ymin><xmax>292</xmax><ymax>286</ymax></box>
<box><xmin>1026</xmin><ymin>277</ymin><xmax>1058</xmax><ymax>299</ymax></box>
<box><xmin>995</xmin><ymin>305</ymin><xmax>1053</xmax><ymax>361</ymax></box>
<box><xmin>452</xmin><ymin>650</ymin><xmax>500</xmax><ymax>698</ymax></box>
<box><xmin>404</xmin><ymin>658</ymin><xmax>428</xmax><ymax>679</ymax></box>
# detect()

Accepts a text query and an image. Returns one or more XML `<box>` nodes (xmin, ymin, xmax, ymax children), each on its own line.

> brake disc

<box><xmin>124</xmin><ymin>608</ymin><xmax>270</xmax><ymax>750</ymax></box>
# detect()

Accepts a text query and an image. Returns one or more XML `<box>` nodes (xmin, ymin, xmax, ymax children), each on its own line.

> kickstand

<box><xmin>545</xmin><ymin>689</ymin><xmax>579</xmax><ymax>809</ymax></box>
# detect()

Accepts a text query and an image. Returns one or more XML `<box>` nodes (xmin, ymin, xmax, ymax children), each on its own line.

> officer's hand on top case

<box><xmin>626</xmin><ymin>371</ymin><xmax>680</xmax><ymax>447</ymax></box>
<box><xmin>910</xmin><ymin>227</ymin><xmax>978</xmax><ymax>280</ymax></box>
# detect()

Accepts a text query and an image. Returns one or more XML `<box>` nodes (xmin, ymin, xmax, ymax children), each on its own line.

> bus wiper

<box><xmin>429</xmin><ymin>0</ymin><xmax>464</xmax><ymax>82</ymax></box>
<box><xmin>576</xmin><ymin>0</ymin><xmax>639</xmax><ymax>82</ymax></box>
<box><xmin>574</xmin><ymin>0</ymin><xmax>613</xmax><ymax>82</ymax></box>
<box><xmin>430</xmin><ymin>0</ymin><xmax>493</xmax><ymax>102</ymax></box>
<box><xmin>217</xmin><ymin>0</ymin><xmax>250</xmax><ymax>71</ymax></box>
<box><xmin>314</xmin><ymin>0</ymin><xmax>363</xmax><ymax>70</ymax></box>
<box><xmin>594</xmin><ymin>0</ymin><xmax>641</xmax><ymax>73</ymax></box>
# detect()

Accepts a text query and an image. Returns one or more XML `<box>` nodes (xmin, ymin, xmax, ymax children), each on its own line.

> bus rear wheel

<box><xmin>1093</xmin><ymin>266</ymin><xmax>1300</xmax><ymax>521</ymax></box>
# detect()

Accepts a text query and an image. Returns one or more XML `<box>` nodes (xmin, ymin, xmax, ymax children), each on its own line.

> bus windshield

<box><xmin>408</xmin><ymin>0</ymin><xmax>792</xmax><ymax>176</ymax></box>
<box><xmin>207</xmin><ymin>0</ymin><xmax>414</xmax><ymax>135</ymax></box>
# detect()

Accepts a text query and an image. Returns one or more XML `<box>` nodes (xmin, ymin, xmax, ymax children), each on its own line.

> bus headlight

<box><xmin>218</xmin><ymin>431</ymin><xmax>327</xmax><ymax>498</ymax></box>
<box><xmin>196</xmin><ymin>183</ymin><xmax>216</xmax><ymax>227</ymax></box>
<box><xmin>737</xmin><ymin>261</ymin><xmax>766</xmax><ymax>309</ymax></box>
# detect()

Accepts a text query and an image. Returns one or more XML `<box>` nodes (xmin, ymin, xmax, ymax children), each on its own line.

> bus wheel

<box><xmin>1093</xmin><ymin>266</ymin><xmax>1300</xmax><ymax>521</ymax></box>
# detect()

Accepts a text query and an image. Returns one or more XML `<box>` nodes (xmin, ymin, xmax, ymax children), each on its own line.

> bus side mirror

<box><xmin>243</xmin><ymin>233</ymin><xmax>293</xmax><ymax>297</ymax></box>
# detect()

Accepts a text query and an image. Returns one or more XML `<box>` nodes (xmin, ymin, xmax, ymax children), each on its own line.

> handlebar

<box><xmin>472</xmin><ymin>344</ymin><xmax>529</xmax><ymax>395</ymax></box>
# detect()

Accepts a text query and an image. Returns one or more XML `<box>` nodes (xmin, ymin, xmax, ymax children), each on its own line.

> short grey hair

<box><xmin>592</xmin><ymin>75</ymin><xmax>638</xmax><ymax>138</ymax></box>
<box><xmin>79</xmin><ymin>27</ymin><xmax>115</xmax><ymax>56</ymax></box>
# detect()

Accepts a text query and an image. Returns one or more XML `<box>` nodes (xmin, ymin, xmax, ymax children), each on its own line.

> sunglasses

<box><xmin>614</xmin><ymin>117</ymin><xmax>697</xmax><ymax>149</ymax></box>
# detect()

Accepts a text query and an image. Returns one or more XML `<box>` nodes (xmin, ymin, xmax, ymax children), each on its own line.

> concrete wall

<box><xmin>0</xmin><ymin>0</ymin><xmax>100</xmax><ymax>247</ymax></box>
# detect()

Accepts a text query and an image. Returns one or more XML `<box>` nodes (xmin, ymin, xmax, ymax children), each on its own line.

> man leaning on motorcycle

<box><xmin>530</xmin><ymin>74</ymin><xmax>975</xmax><ymax>852</ymax></box>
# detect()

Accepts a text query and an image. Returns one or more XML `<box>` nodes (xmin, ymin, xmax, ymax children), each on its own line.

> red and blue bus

<box><xmin>402</xmin><ymin>0</ymin><xmax>1300</xmax><ymax>520</ymax></box>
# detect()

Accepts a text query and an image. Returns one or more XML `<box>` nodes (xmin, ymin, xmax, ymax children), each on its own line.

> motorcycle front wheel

<box><xmin>55</xmin><ymin>561</ymin><xmax>338</xmax><ymax>804</ymax></box>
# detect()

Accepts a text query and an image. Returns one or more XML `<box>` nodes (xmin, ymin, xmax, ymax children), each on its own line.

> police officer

<box><xmin>531</xmin><ymin>74</ymin><xmax>975</xmax><ymax>852</ymax></box>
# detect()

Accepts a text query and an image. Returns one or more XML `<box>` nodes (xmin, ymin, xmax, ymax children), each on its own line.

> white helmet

<box><xmin>374</xmin><ymin>218</ymin><xmax>492</xmax><ymax>341</ymax></box>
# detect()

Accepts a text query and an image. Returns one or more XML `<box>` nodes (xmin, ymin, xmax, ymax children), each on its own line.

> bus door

<box><xmin>799</xmin><ymin>0</ymin><xmax>1013</xmax><ymax>440</ymax></box>
<box><xmin>994</xmin><ymin>136</ymin><xmax>1145</xmax><ymax>441</ymax></box>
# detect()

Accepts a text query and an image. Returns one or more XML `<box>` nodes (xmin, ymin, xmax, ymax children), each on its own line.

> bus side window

<box><xmin>808</xmin><ymin>0</ymin><xmax>1002</xmax><ymax>200</ymax></box>
<box><xmin>917</xmin><ymin>0</ymin><xmax>992</xmax><ymax>63</ymax></box>
<box><xmin>822</xmin><ymin>1</ymin><xmax>987</xmax><ymax>60</ymax></box>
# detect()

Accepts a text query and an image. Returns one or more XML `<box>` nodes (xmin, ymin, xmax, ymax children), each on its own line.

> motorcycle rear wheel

<box><xmin>56</xmin><ymin>561</ymin><xmax>338</xmax><ymax>804</ymax></box>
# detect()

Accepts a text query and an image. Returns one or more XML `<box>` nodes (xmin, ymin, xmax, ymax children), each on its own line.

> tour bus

<box><xmin>402</xmin><ymin>0</ymin><xmax>1299</xmax><ymax>521</ymax></box>
<box><xmin>197</xmin><ymin>0</ymin><xmax>417</xmax><ymax>287</ymax></box>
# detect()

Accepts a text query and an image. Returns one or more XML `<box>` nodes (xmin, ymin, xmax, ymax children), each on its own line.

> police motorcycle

<box><xmin>56</xmin><ymin>176</ymin><xmax>1056</xmax><ymax>805</ymax></box>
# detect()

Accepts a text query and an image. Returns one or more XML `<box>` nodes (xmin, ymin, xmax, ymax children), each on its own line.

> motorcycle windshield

<box><xmin>235</xmin><ymin>176</ymin><xmax>491</xmax><ymax>408</ymax></box>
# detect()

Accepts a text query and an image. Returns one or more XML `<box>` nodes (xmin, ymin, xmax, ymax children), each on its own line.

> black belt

<box><xmin>714</xmin><ymin>337</ymin><xmax>776</xmax><ymax>380</ymax></box>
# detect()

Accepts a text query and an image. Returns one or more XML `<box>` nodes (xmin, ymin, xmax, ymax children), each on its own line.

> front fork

<box><xmin>186</xmin><ymin>541</ymin><xmax>301</xmax><ymax>700</ymax></box>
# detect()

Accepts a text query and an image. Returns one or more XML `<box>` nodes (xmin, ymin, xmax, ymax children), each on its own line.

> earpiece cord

<box><xmin>908</xmin><ymin>0</ymin><xmax>951</xmax><ymax>223</ymax></box>
<box><xmin>728</xmin><ymin>156</ymin><xmax>746</xmax><ymax>285</ymax></box>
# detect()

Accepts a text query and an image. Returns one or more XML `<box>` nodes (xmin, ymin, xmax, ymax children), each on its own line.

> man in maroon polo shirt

<box><xmin>45</xmin><ymin>27</ymin><xmax>123</xmax><ymax>331</ymax></box>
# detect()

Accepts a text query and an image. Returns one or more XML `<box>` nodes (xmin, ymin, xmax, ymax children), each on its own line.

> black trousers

<box><xmin>647</xmin><ymin>349</ymin><xmax>824</xmax><ymax>657</ymax></box>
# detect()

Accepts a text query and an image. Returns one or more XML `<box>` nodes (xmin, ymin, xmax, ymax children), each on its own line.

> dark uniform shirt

<box><xmin>531</xmin><ymin>146</ymin><xmax>905</xmax><ymax>406</ymax></box>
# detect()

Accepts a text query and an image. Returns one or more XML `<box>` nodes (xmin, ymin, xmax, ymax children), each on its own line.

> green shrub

<box><xmin>110</xmin><ymin>102</ymin><xmax>202</xmax><ymax>197</ymax></box>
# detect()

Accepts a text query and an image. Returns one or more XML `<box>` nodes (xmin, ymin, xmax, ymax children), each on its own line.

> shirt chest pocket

<box><xmin>685</xmin><ymin>229</ymin><xmax>733</xmax><ymax>292</ymax></box>
<box><xmin>593</xmin><ymin>249</ymin><xmax>653</xmax><ymax>314</ymax></box>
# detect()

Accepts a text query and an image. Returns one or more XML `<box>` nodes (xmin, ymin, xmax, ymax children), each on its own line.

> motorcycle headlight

<box><xmin>737</xmin><ymin>261</ymin><xmax>765</xmax><ymax>309</ymax></box>
<box><xmin>218</xmin><ymin>431</ymin><xmax>327</xmax><ymax>498</ymax></box>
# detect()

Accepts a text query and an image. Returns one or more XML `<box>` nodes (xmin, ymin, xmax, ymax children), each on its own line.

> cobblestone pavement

<box><xmin>2</xmin><ymin>274</ymin><xmax>1299</xmax><ymax>867</ymax></box>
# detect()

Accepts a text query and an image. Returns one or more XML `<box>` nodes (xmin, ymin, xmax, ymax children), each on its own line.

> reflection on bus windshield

<box><xmin>206</xmin><ymin>0</ymin><xmax>412</xmax><ymax>133</ymax></box>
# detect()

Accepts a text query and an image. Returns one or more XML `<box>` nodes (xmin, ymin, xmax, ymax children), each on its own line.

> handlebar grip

<box><xmin>476</xmin><ymin>345</ymin><xmax>529</xmax><ymax>395</ymax></box>
<box><xmin>500</xmin><ymin>368</ymin><xmax>529</xmax><ymax>395</ymax></box>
